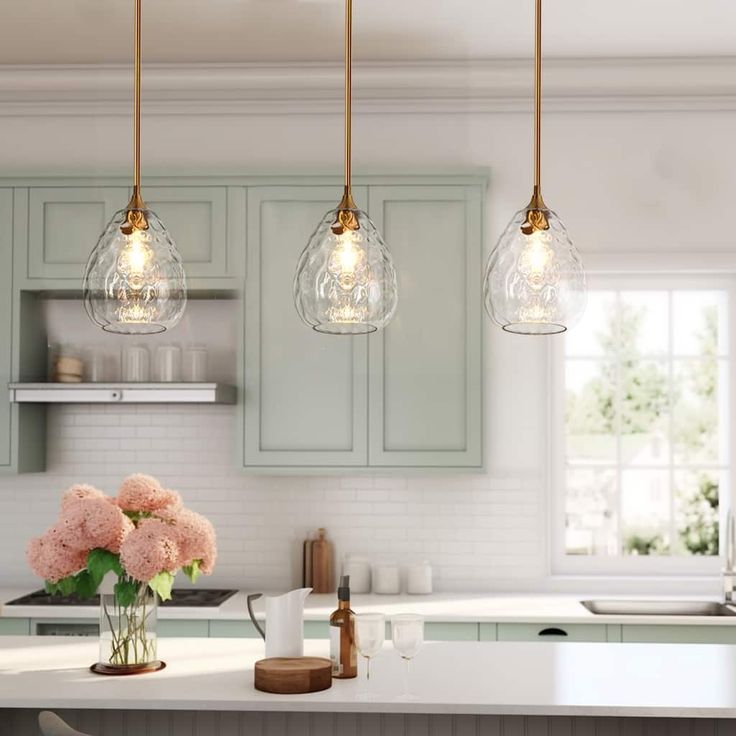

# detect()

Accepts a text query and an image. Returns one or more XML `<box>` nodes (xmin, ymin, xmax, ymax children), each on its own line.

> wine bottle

<box><xmin>329</xmin><ymin>575</ymin><xmax>357</xmax><ymax>679</ymax></box>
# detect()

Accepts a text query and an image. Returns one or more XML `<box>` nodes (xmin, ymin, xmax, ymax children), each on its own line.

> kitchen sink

<box><xmin>581</xmin><ymin>599</ymin><xmax>736</xmax><ymax>616</ymax></box>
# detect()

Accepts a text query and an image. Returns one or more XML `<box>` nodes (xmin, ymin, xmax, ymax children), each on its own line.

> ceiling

<box><xmin>0</xmin><ymin>0</ymin><xmax>734</xmax><ymax>65</ymax></box>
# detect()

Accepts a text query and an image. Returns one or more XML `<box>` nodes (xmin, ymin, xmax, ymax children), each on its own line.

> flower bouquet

<box><xmin>27</xmin><ymin>474</ymin><xmax>216</xmax><ymax>674</ymax></box>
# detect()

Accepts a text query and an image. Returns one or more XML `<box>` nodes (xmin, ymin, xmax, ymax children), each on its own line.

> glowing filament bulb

<box><xmin>327</xmin><ymin>229</ymin><xmax>369</xmax><ymax>291</ymax></box>
<box><xmin>517</xmin><ymin>228</ymin><xmax>559</xmax><ymax>291</ymax></box>
<box><xmin>117</xmin><ymin>228</ymin><xmax>154</xmax><ymax>289</ymax></box>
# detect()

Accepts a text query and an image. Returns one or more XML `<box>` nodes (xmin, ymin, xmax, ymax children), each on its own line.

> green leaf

<box><xmin>87</xmin><ymin>548</ymin><xmax>122</xmax><ymax>586</ymax></box>
<box><xmin>73</xmin><ymin>570</ymin><xmax>97</xmax><ymax>600</ymax></box>
<box><xmin>182</xmin><ymin>560</ymin><xmax>201</xmax><ymax>584</ymax></box>
<box><xmin>44</xmin><ymin>580</ymin><xmax>60</xmax><ymax>595</ymax></box>
<box><xmin>114</xmin><ymin>579</ymin><xmax>138</xmax><ymax>608</ymax></box>
<box><xmin>56</xmin><ymin>576</ymin><xmax>76</xmax><ymax>596</ymax></box>
<box><xmin>148</xmin><ymin>571</ymin><xmax>174</xmax><ymax>601</ymax></box>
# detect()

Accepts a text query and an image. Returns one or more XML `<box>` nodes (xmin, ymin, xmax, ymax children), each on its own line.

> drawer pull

<box><xmin>538</xmin><ymin>627</ymin><xmax>568</xmax><ymax>637</ymax></box>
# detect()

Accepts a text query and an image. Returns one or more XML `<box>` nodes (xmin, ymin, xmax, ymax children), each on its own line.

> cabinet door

<box><xmin>144</xmin><ymin>186</ymin><xmax>231</xmax><ymax>279</ymax></box>
<box><xmin>0</xmin><ymin>190</ymin><xmax>13</xmax><ymax>467</ymax></box>
<box><xmin>243</xmin><ymin>186</ymin><xmax>368</xmax><ymax>467</ymax></box>
<box><xmin>497</xmin><ymin>623</ymin><xmax>607</xmax><ymax>642</ymax></box>
<box><xmin>27</xmin><ymin>186</ymin><xmax>128</xmax><ymax>280</ymax></box>
<box><xmin>367</xmin><ymin>185</ymin><xmax>483</xmax><ymax>468</ymax></box>
<box><xmin>622</xmin><ymin>625</ymin><xmax>736</xmax><ymax>644</ymax></box>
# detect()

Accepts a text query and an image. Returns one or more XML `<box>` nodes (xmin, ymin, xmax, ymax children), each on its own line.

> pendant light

<box><xmin>83</xmin><ymin>0</ymin><xmax>186</xmax><ymax>335</ymax></box>
<box><xmin>293</xmin><ymin>0</ymin><xmax>398</xmax><ymax>334</ymax></box>
<box><xmin>483</xmin><ymin>0</ymin><xmax>585</xmax><ymax>335</ymax></box>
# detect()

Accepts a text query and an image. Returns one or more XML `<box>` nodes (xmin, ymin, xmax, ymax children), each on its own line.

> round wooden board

<box><xmin>254</xmin><ymin>657</ymin><xmax>332</xmax><ymax>694</ymax></box>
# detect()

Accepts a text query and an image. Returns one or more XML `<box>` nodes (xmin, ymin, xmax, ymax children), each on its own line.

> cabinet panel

<box><xmin>243</xmin><ymin>186</ymin><xmax>368</xmax><ymax>467</ymax></box>
<box><xmin>158</xmin><ymin>620</ymin><xmax>210</xmax><ymax>638</ymax></box>
<box><xmin>425</xmin><ymin>622</ymin><xmax>479</xmax><ymax>641</ymax></box>
<box><xmin>622</xmin><ymin>625</ymin><xmax>736</xmax><ymax>644</ymax></box>
<box><xmin>0</xmin><ymin>618</ymin><xmax>30</xmax><ymax>635</ymax></box>
<box><xmin>0</xmin><ymin>191</ymin><xmax>12</xmax><ymax>467</ymax></box>
<box><xmin>367</xmin><ymin>185</ymin><xmax>483</xmax><ymax>468</ymax></box>
<box><xmin>209</xmin><ymin>620</ymin><xmax>261</xmax><ymax>638</ymax></box>
<box><xmin>27</xmin><ymin>187</ymin><xmax>128</xmax><ymax>279</ymax></box>
<box><xmin>497</xmin><ymin>623</ymin><xmax>607</xmax><ymax>642</ymax></box>
<box><xmin>144</xmin><ymin>186</ymin><xmax>230</xmax><ymax>278</ymax></box>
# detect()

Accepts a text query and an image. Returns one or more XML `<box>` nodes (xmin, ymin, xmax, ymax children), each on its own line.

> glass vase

<box><xmin>95</xmin><ymin>584</ymin><xmax>162</xmax><ymax>674</ymax></box>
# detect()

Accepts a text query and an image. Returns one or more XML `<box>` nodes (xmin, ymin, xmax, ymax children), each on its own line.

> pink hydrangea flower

<box><xmin>58</xmin><ymin>497</ymin><xmax>134</xmax><ymax>554</ymax></box>
<box><xmin>117</xmin><ymin>474</ymin><xmax>181</xmax><ymax>512</ymax></box>
<box><xmin>157</xmin><ymin>506</ymin><xmax>217</xmax><ymax>574</ymax></box>
<box><xmin>119</xmin><ymin>518</ymin><xmax>181</xmax><ymax>582</ymax></box>
<box><xmin>60</xmin><ymin>484</ymin><xmax>106</xmax><ymax>510</ymax></box>
<box><xmin>26</xmin><ymin>528</ymin><xmax>88</xmax><ymax>583</ymax></box>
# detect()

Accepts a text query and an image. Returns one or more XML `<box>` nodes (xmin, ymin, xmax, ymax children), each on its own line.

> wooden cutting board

<box><xmin>254</xmin><ymin>657</ymin><xmax>332</xmax><ymax>694</ymax></box>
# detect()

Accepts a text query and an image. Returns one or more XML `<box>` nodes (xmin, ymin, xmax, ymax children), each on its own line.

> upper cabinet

<box><xmin>241</xmin><ymin>176</ymin><xmax>486</xmax><ymax>471</ymax></box>
<box><xmin>367</xmin><ymin>185</ymin><xmax>483</xmax><ymax>468</ymax></box>
<box><xmin>243</xmin><ymin>186</ymin><xmax>369</xmax><ymax>468</ymax></box>
<box><xmin>15</xmin><ymin>179</ymin><xmax>246</xmax><ymax>291</ymax></box>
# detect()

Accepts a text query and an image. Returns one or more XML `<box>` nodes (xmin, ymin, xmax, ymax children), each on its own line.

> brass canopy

<box><xmin>521</xmin><ymin>208</ymin><xmax>549</xmax><ymax>235</ymax></box>
<box><xmin>121</xmin><ymin>190</ymin><xmax>149</xmax><ymax>235</ymax></box>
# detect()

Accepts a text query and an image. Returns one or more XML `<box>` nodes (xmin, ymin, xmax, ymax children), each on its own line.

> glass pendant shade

<box><xmin>294</xmin><ymin>207</ymin><xmax>398</xmax><ymax>334</ymax></box>
<box><xmin>83</xmin><ymin>207</ymin><xmax>187</xmax><ymax>335</ymax></box>
<box><xmin>483</xmin><ymin>206</ymin><xmax>586</xmax><ymax>335</ymax></box>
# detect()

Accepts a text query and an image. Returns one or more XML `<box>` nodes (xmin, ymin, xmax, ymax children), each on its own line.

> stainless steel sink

<box><xmin>581</xmin><ymin>599</ymin><xmax>736</xmax><ymax>616</ymax></box>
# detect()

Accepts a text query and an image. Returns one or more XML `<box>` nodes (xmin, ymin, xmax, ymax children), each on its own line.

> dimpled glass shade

<box><xmin>294</xmin><ymin>207</ymin><xmax>398</xmax><ymax>334</ymax></box>
<box><xmin>83</xmin><ymin>208</ymin><xmax>187</xmax><ymax>335</ymax></box>
<box><xmin>483</xmin><ymin>206</ymin><xmax>586</xmax><ymax>335</ymax></box>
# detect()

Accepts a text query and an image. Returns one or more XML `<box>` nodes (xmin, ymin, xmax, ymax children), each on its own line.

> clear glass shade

<box><xmin>483</xmin><ymin>206</ymin><xmax>586</xmax><ymax>335</ymax></box>
<box><xmin>83</xmin><ymin>208</ymin><xmax>187</xmax><ymax>335</ymax></box>
<box><xmin>294</xmin><ymin>207</ymin><xmax>398</xmax><ymax>334</ymax></box>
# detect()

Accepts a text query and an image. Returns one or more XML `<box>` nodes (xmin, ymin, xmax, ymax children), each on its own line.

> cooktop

<box><xmin>6</xmin><ymin>588</ymin><xmax>237</xmax><ymax>608</ymax></box>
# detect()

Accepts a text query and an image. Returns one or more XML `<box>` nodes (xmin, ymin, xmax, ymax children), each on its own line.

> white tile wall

<box><xmin>0</xmin><ymin>404</ymin><xmax>545</xmax><ymax>592</ymax></box>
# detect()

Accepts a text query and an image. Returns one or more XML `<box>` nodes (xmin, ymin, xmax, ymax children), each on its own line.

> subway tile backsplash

<box><xmin>0</xmin><ymin>405</ymin><xmax>543</xmax><ymax>592</ymax></box>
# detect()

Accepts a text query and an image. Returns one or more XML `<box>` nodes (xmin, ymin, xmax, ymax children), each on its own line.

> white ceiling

<box><xmin>0</xmin><ymin>0</ymin><xmax>734</xmax><ymax>65</ymax></box>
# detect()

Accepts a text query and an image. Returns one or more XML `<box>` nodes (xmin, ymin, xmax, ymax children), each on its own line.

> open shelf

<box><xmin>8</xmin><ymin>383</ymin><xmax>236</xmax><ymax>404</ymax></box>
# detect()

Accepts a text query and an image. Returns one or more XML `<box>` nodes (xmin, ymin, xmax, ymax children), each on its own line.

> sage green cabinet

<box><xmin>241</xmin><ymin>177</ymin><xmax>485</xmax><ymax>471</ymax></box>
<box><xmin>26</xmin><ymin>186</ymin><xmax>128</xmax><ymax>281</ymax></box>
<box><xmin>20</xmin><ymin>182</ymin><xmax>243</xmax><ymax>287</ymax></box>
<box><xmin>0</xmin><ymin>618</ymin><xmax>30</xmax><ymax>635</ymax></box>
<box><xmin>0</xmin><ymin>190</ymin><xmax>13</xmax><ymax>469</ymax></box>
<box><xmin>497</xmin><ymin>623</ymin><xmax>608</xmax><ymax>642</ymax></box>
<box><xmin>621</xmin><ymin>625</ymin><xmax>736</xmax><ymax>644</ymax></box>
<box><xmin>367</xmin><ymin>185</ymin><xmax>483</xmax><ymax>467</ymax></box>
<box><xmin>158</xmin><ymin>620</ymin><xmax>210</xmax><ymax>638</ymax></box>
<box><xmin>243</xmin><ymin>185</ymin><xmax>369</xmax><ymax>468</ymax></box>
<box><xmin>425</xmin><ymin>622</ymin><xmax>479</xmax><ymax>641</ymax></box>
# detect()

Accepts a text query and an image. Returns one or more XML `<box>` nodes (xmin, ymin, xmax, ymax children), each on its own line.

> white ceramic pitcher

<box><xmin>246</xmin><ymin>588</ymin><xmax>311</xmax><ymax>658</ymax></box>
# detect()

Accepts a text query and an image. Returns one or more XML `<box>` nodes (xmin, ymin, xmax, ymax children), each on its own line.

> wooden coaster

<box><xmin>254</xmin><ymin>657</ymin><xmax>332</xmax><ymax>694</ymax></box>
<box><xmin>90</xmin><ymin>660</ymin><xmax>166</xmax><ymax>676</ymax></box>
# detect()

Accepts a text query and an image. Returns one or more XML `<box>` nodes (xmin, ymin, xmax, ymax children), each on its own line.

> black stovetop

<box><xmin>6</xmin><ymin>588</ymin><xmax>237</xmax><ymax>608</ymax></box>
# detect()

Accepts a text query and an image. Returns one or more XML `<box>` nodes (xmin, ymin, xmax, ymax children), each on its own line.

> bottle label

<box><xmin>330</xmin><ymin>625</ymin><xmax>342</xmax><ymax>676</ymax></box>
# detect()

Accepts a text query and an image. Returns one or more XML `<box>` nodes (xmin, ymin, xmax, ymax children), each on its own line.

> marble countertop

<box><xmin>1</xmin><ymin>636</ymin><xmax>735</xmax><ymax>717</ymax></box>
<box><xmin>3</xmin><ymin>589</ymin><xmax>736</xmax><ymax>626</ymax></box>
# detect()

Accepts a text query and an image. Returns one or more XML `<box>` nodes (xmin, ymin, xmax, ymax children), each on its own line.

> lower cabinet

<box><xmin>497</xmin><ymin>623</ymin><xmax>608</xmax><ymax>642</ymax></box>
<box><xmin>621</xmin><ymin>625</ymin><xmax>736</xmax><ymax>644</ymax></box>
<box><xmin>158</xmin><ymin>620</ymin><xmax>210</xmax><ymax>638</ymax></box>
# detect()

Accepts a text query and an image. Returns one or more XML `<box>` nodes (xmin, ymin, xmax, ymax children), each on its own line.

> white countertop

<box><xmin>1</xmin><ymin>636</ymin><xmax>736</xmax><ymax>717</ymax></box>
<box><xmin>3</xmin><ymin>589</ymin><xmax>736</xmax><ymax>626</ymax></box>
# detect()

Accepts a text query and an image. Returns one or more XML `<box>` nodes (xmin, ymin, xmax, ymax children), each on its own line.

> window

<box><xmin>552</xmin><ymin>277</ymin><xmax>733</xmax><ymax>574</ymax></box>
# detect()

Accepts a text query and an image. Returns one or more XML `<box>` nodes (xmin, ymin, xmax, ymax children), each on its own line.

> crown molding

<box><xmin>0</xmin><ymin>57</ymin><xmax>734</xmax><ymax>116</ymax></box>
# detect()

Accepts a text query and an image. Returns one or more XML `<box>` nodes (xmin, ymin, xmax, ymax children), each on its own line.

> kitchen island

<box><xmin>1</xmin><ymin>637</ymin><xmax>734</xmax><ymax>735</ymax></box>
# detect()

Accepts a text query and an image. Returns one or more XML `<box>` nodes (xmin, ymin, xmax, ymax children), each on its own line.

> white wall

<box><xmin>0</xmin><ymin>62</ymin><xmax>732</xmax><ymax>594</ymax></box>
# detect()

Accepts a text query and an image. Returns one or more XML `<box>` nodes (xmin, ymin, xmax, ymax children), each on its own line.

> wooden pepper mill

<box><xmin>310</xmin><ymin>528</ymin><xmax>334</xmax><ymax>594</ymax></box>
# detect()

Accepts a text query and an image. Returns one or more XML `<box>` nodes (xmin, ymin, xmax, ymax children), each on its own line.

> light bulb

<box><xmin>118</xmin><ymin>229</ymin><xmax>154</xmax><ymax>282</ymax></box>
<box><xmin>294</xmin><ymin>207</ymin><xmax>398</xmax><ymax>335</ymax></box>
<box><xmin>483</xmin><ymin>207</ymin><xmax>585</xmax><ymax>335</ymax></box>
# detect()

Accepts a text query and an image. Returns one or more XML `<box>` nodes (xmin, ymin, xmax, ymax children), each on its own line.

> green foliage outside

<box><xmin>566</xmin><ymin>297</ymin><xmax>721</xmax><ymax>556</ymax></box>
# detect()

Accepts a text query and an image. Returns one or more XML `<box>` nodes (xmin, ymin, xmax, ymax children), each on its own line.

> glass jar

<box><xmin>96</xmin><ymin>583</ymin><xmax>160</xmax><ymax>673</ymax></box>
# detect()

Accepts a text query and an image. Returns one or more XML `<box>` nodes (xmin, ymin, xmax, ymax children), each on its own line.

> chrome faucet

<box><xmin>723</xmin><ymin>510</ymin><xmax>735</xmax><ymax>603</ymax></box>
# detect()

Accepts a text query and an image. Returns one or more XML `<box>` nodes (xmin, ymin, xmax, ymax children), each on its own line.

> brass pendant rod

<box><xmin>129</xmin><ymin>0</ymin><xmax>144</xmax><ymax>210</ymax></box>
<box><xmin>531</xmin><ymin>0</ymin><xmax>543</xmax><ymax>207</ymax></box>
<box><xmin>340</xmin><ymin>0</ymin><xmax>355</xmax><ymax>209</ymax></box>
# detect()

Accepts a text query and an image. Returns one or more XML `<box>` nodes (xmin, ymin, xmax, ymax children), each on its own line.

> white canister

<box><xmin>406</xmin><ymin>560</ymin><xmax>433</xmax><ymax>595</ymax></box>
<box><xmin>372</xmin><ymin>561</ymin><xmax>401</xmax><ymax>595</ymax></box>
<box><xmin>122</xmin><ymin>345</ymin><xmax>150</xmax><ymax>382</ymax></box>
<box><xmin>155</xmin><ymin>345</ymin><xmax>182</xmax><ymax>382</ymax></box>
<box><xmin>343</xmin><ymin>556</ymin><xmax>371</xmax><ymax>594</ymax></box>
<box><xmin>183</xmin><ymin>345</ymin><xmax>208</xmax><ymax>382</ymax></box>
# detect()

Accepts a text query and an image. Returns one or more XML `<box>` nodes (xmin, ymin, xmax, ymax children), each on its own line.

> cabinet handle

<box><xmin>538</xmin><ymin>627</ymin><xmax>568</xmax><ymax>637</ymax></box>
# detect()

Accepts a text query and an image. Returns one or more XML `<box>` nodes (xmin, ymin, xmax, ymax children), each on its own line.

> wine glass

<box><xmin>391</xmin><ymin>614</ymin><xmax>424</xmax><ymax>700</ymax></box>
<box><xmin>354</xmin><ymin>613</ymin><xmax>385</xmax><ymax>699</ymax></box>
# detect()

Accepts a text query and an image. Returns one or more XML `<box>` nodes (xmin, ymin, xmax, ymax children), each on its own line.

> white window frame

<box><xmin>550</xmin><ymin>273</ymin><xmax>736</xmax><ymax>576</ymax></box>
